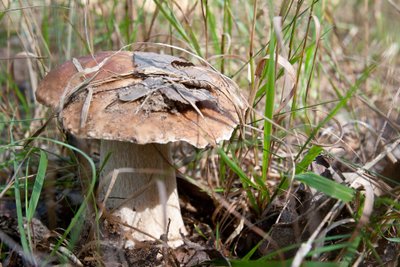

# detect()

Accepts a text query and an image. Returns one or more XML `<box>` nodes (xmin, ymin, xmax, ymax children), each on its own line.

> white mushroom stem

<box><xmin>99</xmin><ymin>141</ymin><xmax>186</xmax><ymax>248</ymax></box>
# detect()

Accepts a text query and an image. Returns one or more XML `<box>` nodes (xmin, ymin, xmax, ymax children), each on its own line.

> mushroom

<box><xmin>36</xmin><ymin>50</ymin><xmax>244</xmax><ymax>247</ymax></box>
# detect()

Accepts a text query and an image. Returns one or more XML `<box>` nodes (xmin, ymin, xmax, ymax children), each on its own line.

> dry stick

<box><xmin>83</xmin><ymin>0</ymin><xmax>93</xmax><ymax>55</ymax></box>
<box><xmin>71</xmin><ymin>57</ymin><xmax>103</xmax><ymax>128</ymax></box>
<box><xmin>135</xmin><ymin>92</ymin><xmax>155</xmax><ymax>114</ymax></box>
<box><xmin>57</xmin><ymin>70</ymin><xmax>98</xmax><ymax>113</ymax></box>
<box><xmin>49</xmin><ymin>243</ymin><xmax>84</xmax><ymax>267</ymax></box>
<box><xmin>303</xmin><ymin>15</ymin><xmax>321</xmax><ymax>124</ymax></box>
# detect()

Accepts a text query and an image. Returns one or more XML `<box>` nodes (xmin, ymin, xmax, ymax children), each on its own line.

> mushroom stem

<box><xmin>99</xmin><ymin>141</ymin><xmax>186</xmax><ymax>247</ymax></box>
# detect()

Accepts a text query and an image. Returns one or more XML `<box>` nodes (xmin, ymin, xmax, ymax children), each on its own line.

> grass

<box><xmin>1</xmin><ymin>0</ymin><xmax>400</xmax><ymax>266</ymax></box>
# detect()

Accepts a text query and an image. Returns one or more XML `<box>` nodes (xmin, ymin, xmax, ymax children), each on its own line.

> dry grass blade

<box><xmin>57</xmin><ymin>70</ymin><xmax>98</xmax><ymax>113</ymax></box>
<box><xmin>347</xmin><ymin>172</ymin><xmax>375</xmax><ymax>236</ymax></box>
<box><xmin>58</xmin><ymin>52</ymin><xmax>126</xmax><ymax>112</ymax></box>
<box><xmin>255</xmin><ymin>54</ymin><xmax>297</xmax><ymax>115</ymax></box>
<box><xmin>80</xmin><ymin>87</ymin><xmax>93</xmax><ymax>128</ymax></box>
<box><xmin>291</xmin><ymin>201</ymin><xmax>345</xmax><ymax>267</ymax></box>
<box><xmin>304</xmin><ymin>15</ymin><xmax>321</xmax><ymax>103</ymax></box>
<box><xmin>388</xmin><ymin>0</ymin><xmax>400</xmax><ymax>13</ymax></box>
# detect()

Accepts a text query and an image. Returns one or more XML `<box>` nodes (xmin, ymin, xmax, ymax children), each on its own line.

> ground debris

<box><xmin>117</xmin><ymin>76</ymin><xmax>217</xmax><ymax>108</ymax></box>
<box><xmin>115</xmin><ymin>52</ymin><xmax>219</xmax><ymax>116</ymax></box>
<box><xmin>79</xmin><ymin>52</ymin><xmax>223</xmax><ymax>118</ymax></box>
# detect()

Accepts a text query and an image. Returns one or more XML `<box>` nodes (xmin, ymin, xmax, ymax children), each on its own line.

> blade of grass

<box><xmin>220</xmin><ymin>0</ymin><xmax>233</xmax><ymax>72</ymax></box>
<box><xmin>9</xmin><ymin>119</ymin><xmax>31</xmax><ymax>258</ymax></box>
<box><xmin>290</xmin><ymin>0</ymin><xmax>314</xmax><ymax>123</ymax></box>
<box><xmin>26</xmin><ymin>150</ymin><xmax>47</xmax><ymax>221</ymax></box>
<box><xmin>204</xmin><ymin>1</ymin><xmax>221</xmax><ymax>54</ymax></box>
<box><xmin>270</xmin><ymin>145</ymin><xmax>323</xmax><ymax>202</ymax></box>
<box><xmin>24</xmin><ymin>156</ymin><xmax>32</xmax><ymax>248</ymax></box>
<box><xmin>296</xmin><ymin>145</ymin><xmax>323</xmax><ymax>174</ymax></box>
<box><xmin>218</xmin><ymin>147</ymin><xmax>259</xmax><ymax>213</ymax></box>
<box><xmin>8</xmin><ymin>136</ymin><xmax>98</xmax><ymax>262</ymax></box>
<box><xmin>294</xmin><ymin>172</ymin><xmax>355</xmax><ymax>202</ymax></box>
<box><xmin>261</xmin><ymin>0</ymin><xmax>276</xmax><ymax>185</ymax></box>
<box><xmin>340</xmin><ymin>235</ymin><xmax>361</xmax><ymax>266</ymax></box>
<box><xmin>154</xmin><ymin>0</ymin><xmax>202</xmax><ymax>56</ymax></box>
<box><xmin>218</xmin><ymin>148</ymin><xmax>258</xmax><ymax>189</ymax></box>
<box><xmin>38</xmin><ymin>137</ymin><xmax>97</xmax><ymax>257</ymax></box>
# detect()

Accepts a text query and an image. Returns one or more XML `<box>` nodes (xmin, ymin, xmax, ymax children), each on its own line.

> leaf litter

<box><xmin>67</xmin><ymin>52</ymin><xmax>222</xmax><ymax>128</ymax></box>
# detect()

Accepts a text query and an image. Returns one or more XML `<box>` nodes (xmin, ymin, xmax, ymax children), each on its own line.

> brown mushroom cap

<box><xmin>37</xmin><ymin>51</ymin><xmax>244</xmax><ymax>148</ymax></box>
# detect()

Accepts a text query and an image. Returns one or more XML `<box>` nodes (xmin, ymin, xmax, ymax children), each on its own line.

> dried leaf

<box><xmin>159</xmin><ymin>86</ymin><xmax>188</xmax><ymax>104</ymax></box>
<box><xmin>118</xmin><ymin>85</ymin><xmax>149</xmax><ymax>102</ymax></box>
<box><xmin>118</xmin><ymin>78</ymin><xmax>164</xmax><ymax>102</ymax></box>
<box><xmin>173</xmin><ymin>84</ymin><xmax>216</xmax><ymax>104</ymax></box>
<box><xmin>171</xmin><ymin>84</ymin><xmax>204</xmax><ymax>118</ymax></box>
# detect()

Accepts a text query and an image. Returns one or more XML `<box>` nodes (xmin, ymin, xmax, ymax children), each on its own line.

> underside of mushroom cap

<box><xmin>37</xmin><ymin>51</ymin><xmax>244</xmax><ymax>148</ymax></box>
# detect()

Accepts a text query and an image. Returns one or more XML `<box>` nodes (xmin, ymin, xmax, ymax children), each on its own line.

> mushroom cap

<box><xmin>36</xmin><ymin>51</ymin><xmax>244</xmax><ymax>148</ymax></box>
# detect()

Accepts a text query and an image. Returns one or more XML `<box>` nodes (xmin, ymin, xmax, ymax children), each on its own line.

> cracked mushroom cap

<box><xmin>36</xmin><ymin>51</ymin><xmax>244</xmax><ymax>148</ymax></box>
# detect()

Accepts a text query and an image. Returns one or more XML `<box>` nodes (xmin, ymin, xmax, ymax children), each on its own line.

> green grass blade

<box><xmin>13</xmin><ymin>166</ymin><xmax>30</xmax><ymax>254</ymax></box>
<box><xmin>154</xmin><ymin>0</ymin><xmax>202</xmax><ymax>55</ymax></box>
<box><xmin>9</xmin><ymin>121</ymin><xmax>31</xmax><ymax>256</ymax></box>
<box><xmin>261</xmin><ymin>1</ymin><xmax>277</xmax><ymax>183</ymax></box>
<box><xmin>341</xmin><ymin>235</ymin><xmax>361</xmax><ymax>266</ymax></box>
<box><xmin>241</xmin><ymin>239</ymin><xmax>263</xmax><ymax>261</ymax></box>
<box><xmin>27</xmin><ymin>150</ymin><xmax>48</xmax><ymax>221</ymax></box>
<box><xmin>218</xmin><ymin>147</ymin><xmax>259</xmax><ymax>212</ymax></box>
<box><xmin>296</xmin><ymin>145</ymin><xmax>323</xmax><ymax>174</ymax></box>
<box><xmin>205</xmin><ymin>3</ymin><xmax>221</xmax><ymax>54</ymax></box>
<box><xmin>218</xmin><ymin>148</ymin><xmax>258</xmax><ymax>190</ymax></box>
<box><xmin>384</xmin><ymin>237</ymin><xmax>400</xmax><ymax>243</ymax></box>
<box><xmin>294</xmin><ymin>172</ymin><xmax>355</xmax><ymax>202</ymax></box>
<box><xmin>309</xmin><ymin>242</ymin><xmax>352</xmax><ymax>255</ymax></box>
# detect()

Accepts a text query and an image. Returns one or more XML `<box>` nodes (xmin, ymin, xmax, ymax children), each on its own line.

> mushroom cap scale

<box><xmin>36</xmin><ymin>51</ymin><xmax>243</xmax><ymax>148</ymax></box>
